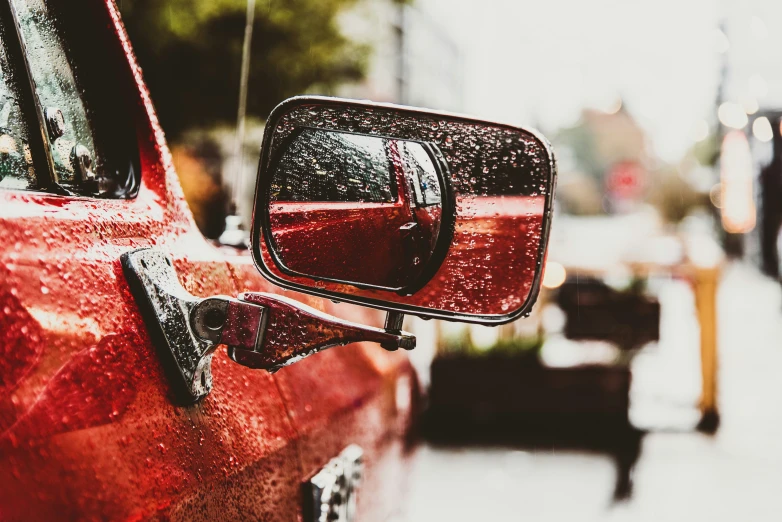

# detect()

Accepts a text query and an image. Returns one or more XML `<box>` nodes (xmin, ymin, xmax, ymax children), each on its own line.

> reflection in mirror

<box><xmin>268</xmin><ymin>128</ymin><xmax>449</xmax><ymax>292</ymax></box>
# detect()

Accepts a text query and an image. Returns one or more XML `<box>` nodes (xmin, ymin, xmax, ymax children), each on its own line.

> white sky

<box><xmin>415</xmin><ymin>0</ymin><xmax>782</xmax><ymax>163</ymax></box>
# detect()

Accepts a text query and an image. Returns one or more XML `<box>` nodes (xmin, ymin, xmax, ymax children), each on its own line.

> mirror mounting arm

<box><xmin>122</xmin><ymin>247</ymin><xmax>415</xmax><ymax>403</ymax></box>
<box><xmin>191</xmin><ymin>292</ymin><xmax>415</xmax><ymax>373</ymax></box>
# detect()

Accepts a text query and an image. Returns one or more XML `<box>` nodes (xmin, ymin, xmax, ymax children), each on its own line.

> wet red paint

<box><xmin>234</xmin><ymin>261</ymin><xmax>418</xmax><ymax>522</ymax></box>
<box><xmin>7</xmin><ymin>333</ymin><xmax>142</xmax><ymax>440</ymax></box>
<box><xmin>0</xmin><ymin>291</ymin><xmax>45</xmax><ymax>434</ymax></box>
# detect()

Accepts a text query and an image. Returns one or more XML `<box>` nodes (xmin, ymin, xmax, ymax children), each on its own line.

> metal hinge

<box><xmin>121</xmin><ymin>248</ymin><xmax>218</xmax><ymax>401</ymax></box>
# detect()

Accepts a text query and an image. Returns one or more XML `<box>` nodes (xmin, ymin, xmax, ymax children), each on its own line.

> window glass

<box><xmin>11</xmin><ymin>0</ymin><xmax>98</xmax><ymax>186</ymax></box>
<box><xmin>0</xmin><ymin>29</ymin><xmax>35</xmax><ymax>190</ymax></box>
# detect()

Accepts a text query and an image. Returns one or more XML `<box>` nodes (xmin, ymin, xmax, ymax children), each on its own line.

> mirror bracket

<box><xmin>123</xmin><ymin>247</ymin><xmax>415</xmax><ymax>402</ymax></box>
<box><xmin>218</xmin><ymin>293</ymin><xmax>416</xmax><ymax>369</ymax></box>
<box><xmin>384</xmin><ymin>311</ymin><xmax>405</xmax><ymax>332</ymax></box>
<box><xmin>121</xmin><ymin>247</ymin><xmax>217</xmax><ymax>403</ymax></box>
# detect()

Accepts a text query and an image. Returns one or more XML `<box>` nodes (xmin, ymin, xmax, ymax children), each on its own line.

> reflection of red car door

<box><xmin>451</xmin><ymin>195</ymin><xmax>546</xmax><ymax>313</ymax></box>
<box><xmin>270</xmin><ymin>141</ymin><xmax>418</xmax><ymax>289</ymax></box>
<box><xmin>411</xmin><ymin>204</ymin><xmax>441</xmax><ymax>253</ymax></box>
<box><xmin>389</xmin><ymin>140</ymin><xmax>430</xmax><ymax>282</ymax></box>
<box><xmin>270</xmin><ymin>200</ymin><xmax>411</xmax><ymax>287</ymax></box>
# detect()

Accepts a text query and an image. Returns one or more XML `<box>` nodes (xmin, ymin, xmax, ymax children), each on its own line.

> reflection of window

<box><xmin>399</xmin><ymin>141</ymin><xmax>441</xmax><ymax>207</ymax></box>
<box><xmin>272</xmin><ymin>129</ymin><xmax>398</xmax><ymax>203</ymax></box>
<box><xmin>0</xmin><ymin>25</ymin><xmax>36</xmax><ymax>190</ymax></box>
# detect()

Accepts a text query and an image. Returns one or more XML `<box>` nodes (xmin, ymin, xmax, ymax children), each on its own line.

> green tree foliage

<box><xmin>120</xmin><ymin>0</ymin><xmax>369</xmax><ymax>138</ymax></box>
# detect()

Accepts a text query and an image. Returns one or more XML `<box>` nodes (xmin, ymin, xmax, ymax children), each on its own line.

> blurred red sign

<box><xmin>606</xmin><ymin>161</ymin><xmax>645</xmax><ymax>200</ymax></box>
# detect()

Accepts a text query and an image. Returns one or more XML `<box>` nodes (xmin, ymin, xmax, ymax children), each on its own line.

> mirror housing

<box><xmin>253</xmin><ymin>96</ymin><xmax>556</xmax><ymax>325</ymax></box>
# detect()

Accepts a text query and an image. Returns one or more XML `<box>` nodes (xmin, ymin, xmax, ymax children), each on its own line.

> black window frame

<box><xmin>0</xmin><ymin>0</ymin><xmax>140</xmax><ymax>199</ymax></box>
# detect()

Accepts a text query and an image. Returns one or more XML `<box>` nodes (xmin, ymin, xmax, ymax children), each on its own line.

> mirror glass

<box><xmin>253</xmin><ymin>97</ymin><xmax>556</xmax><ymax>324</ymax></box>
<box><xmin>267</xmin><ymin>128</ymin><xmax>448</xmax><ymax>292</ymax></box>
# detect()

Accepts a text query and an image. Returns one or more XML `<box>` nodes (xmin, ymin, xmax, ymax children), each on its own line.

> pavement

<box><xmin>401</xmin><ymin>262</ymin><xmax>782</xmax><ymax>521</ymax></box>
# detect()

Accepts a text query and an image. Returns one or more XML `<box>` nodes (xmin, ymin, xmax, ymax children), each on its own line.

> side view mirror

<box><xmin>255</xmin><ymin>96</ymin><xmax>556</xmax><ymax>323</ymax></box>
<box><xmin>123</xmin><ymin>96</ymin><xmax>556</xmax><ymax>402</ymax></box>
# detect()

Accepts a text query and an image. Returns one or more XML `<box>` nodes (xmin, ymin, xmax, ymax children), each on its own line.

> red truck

<box><xmin>0</xmin><ymin>1</ymin><xmax>555</xmax><ymax>520</ymax></box>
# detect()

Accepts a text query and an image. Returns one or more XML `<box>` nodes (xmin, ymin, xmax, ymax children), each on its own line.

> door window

<box><xmin>11</xmin><ymin>0</ymin><xmax>97</xmax><ymax>187</ymax></box>
<box><xmin>1</xmin><ymin>0</ymin><xmax>139</xmax><ymax>197</ymax></box>
<box><xmin>0</xmin><ymin>28</ymin><xmax>36</xmax><ymax>190</ymax></box>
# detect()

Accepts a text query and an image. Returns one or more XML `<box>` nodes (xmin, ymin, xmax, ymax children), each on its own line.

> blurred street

<box><xmin>402</xmin><ymin>262</ymin><xmax>782</xmax><ymax>522</ymax></box>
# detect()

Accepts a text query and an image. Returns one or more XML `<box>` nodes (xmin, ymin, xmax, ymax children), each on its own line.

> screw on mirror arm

<box><xmin>382</xmin><ymin>311</ymin><xmax>405</xmax><ymax>350</ymax></box>
<box><xmin>191</xmin><ymin>293</ymin><xmax>416</xmax><ymax>372</ymax></box>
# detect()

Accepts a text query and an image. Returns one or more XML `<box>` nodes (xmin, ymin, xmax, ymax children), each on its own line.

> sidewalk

<box><xmin>401</xmin><ymin>263</ymin><xmax>782</xmax><ymax>521</ymax></box>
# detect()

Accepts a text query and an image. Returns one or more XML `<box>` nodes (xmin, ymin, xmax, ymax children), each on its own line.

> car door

<box><xmin>0</xmin><ymin>1</ymin><xmax>301</xmax><ymax>520</ymax></box>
